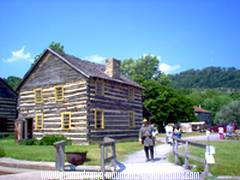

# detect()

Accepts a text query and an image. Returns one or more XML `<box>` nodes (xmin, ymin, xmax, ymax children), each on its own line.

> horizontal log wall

<box><xmin>19</xmin><ymin>80</ymin><xmax>88</xmax><ymax>144</ymax></box>
<box><xmin>0</xmin><ymin>97</ymin><xmax>17</xmax><ymax>132</ymax></box>
<box><xmin>21</xmin><ymin>52</ymin><xmax>86</xmax><ymax>91</ymax></box>
<box><xmin>88</xmin><ymin>78</ymin><xmax>143</xmax><ymax>142</ymax></box>
<box><xmin>18</xmin><ymin>52</ymin><xmax>90</xmax><ymax>144</ymax></box>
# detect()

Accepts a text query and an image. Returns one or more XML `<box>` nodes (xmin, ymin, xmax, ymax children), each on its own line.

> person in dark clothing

<box><xmin>139</xmin><ymin>119</ymin><xmax>155</xmax><ymax>161</ymax></box>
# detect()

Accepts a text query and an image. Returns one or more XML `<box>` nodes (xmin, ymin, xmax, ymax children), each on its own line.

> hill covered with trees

<box><xmin>170</xmin><ymin>67</ymin><xmax>240</xmax><ymax>89</ymax></box>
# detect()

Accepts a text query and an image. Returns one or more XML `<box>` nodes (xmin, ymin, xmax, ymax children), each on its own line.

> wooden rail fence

<box><xmin>172</xmin><ymin>136</ymin><xmax>214</xmax><ymax>177</ymax></box>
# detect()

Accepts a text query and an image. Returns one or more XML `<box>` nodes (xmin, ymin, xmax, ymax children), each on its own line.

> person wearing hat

<box><xmin>139</xmin><ymin>118</ymin><xmax>155</xmax><ymax>161</ymax></box>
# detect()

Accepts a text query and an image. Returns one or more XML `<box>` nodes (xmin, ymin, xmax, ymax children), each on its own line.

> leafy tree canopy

<box><xmin>121</xmin><ymin>54</ymin><xmax>163</xmax><ymax>84</ymax></box>
<box><xmin>3</xmin><ymin>76</ymin><xmax>22</xmax><ymax>90</ymax></box>
<box><xmin>33</xmin><ymin>41</ymin><xmax>64</xmax><ymax>64</ymax></box>
<box><xmin>143</xmin><ymin>80</ymin><xmax>196</xmax><ymax>130</ymax></box>
<box><xmin>121</xmin><ymin>55</ymin><xmax>196</xmax><ymax>131</ymax></box>
<box><xmin>170</xmin><ymin>66</ymin><xmax>240</xmax><ymax>89</ymax></box>
<box><xmin>215</xmin><ymin>101</ymin><xmax>240</xmax><ymax>125</ymax></box>
<box><xmin>186</xmin><ymin>89</ymin><xmax>233</xmax><ymax>119</ymax></box>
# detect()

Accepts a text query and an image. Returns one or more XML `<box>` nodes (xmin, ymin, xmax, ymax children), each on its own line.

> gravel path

<box><xmin>117</xmin><ymin>144</ymin><xmax>190</xmax><ymax>179</ymax></box>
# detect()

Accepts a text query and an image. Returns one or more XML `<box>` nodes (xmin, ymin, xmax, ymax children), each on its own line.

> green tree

<box><xmin>215</xmin><ymin>101</ymin><xmax>240</xmax><ymax>125</ymax></box>
<box><xmin>4</xmin><ymin>76</ymin><xmax>22</xmax><ymax>90</ymax></box>
<box><xmin>143</xmin><ymin>80</ymin><xmax>196</xmax><ymax>131</ymax></box>
<box><xmin>49</xmin><ymin>41</ymin><xmax>64</xmax><ymax>53</ymax></box>
<box><xmin>33</xmin><ymin>41</ymin><xmax>64</xmax><ymax>64</ymax></box>
<box><xmin>121</xmin><ymin>55</ymin><xmax>196</xmax><ymax>131</ymax></box>
<box><xmin>170</xmin><ymin>66</ymin><xmax>240</xmax><ymax>89</ymax></box>
<box><xmin>121</xmin><ymin>54</ymin><xmax>162</xmax><ymax>84</ymax></box>
<box><xmin>231</xmin><ymin>92</ymin><xmax>240</xmax><ymax>101</ymax></box>
<box><xmin>186</xmin><ymin>89</ymin><xmax>232</xmax><ymax>119</ymax></box>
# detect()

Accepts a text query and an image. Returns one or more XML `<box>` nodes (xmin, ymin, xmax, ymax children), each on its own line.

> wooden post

<box><xmin>112</xmin><ymin>142</ymin><xmax>117</xmax><ymax>171</ymax></box>
<box><xmin>203</xmin><ymin>161</ymin><xmax>209</xmax><ymax>176</ymax></box>
<box><xmin>100</xmin><ymin>144</ymin><xmax>106</xmax><ymax>180</ymax></box>
<box><xmin>184</xmin><ymin>141</ymin><xmax>189</xmax><ymax>169</ymax></box>
<box><xmin>54</xmin><ymin>140</ymin><xmax>65</xmax><ymax>171</ymax></box>
<box><xmin>174</xmin><ymin>138</ymin><xmax>179</xmax><ymax>164</ymax></box>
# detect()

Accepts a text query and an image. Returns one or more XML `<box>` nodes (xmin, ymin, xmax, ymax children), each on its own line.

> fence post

<box><xmin>203</xmin><ymin>144</ymin><xmax>210</xmax><ymax>176</ymax></box>
<box><xmin>54</xmin><ymin>140</ymin><xmax>65</xmax><ymax>171</ymax></box>
<box><xmin>173</xmin><ymin>138</ymin><xmax>179</xmax><ymax>164</ymax></box>
<box><xmin>184</xmin><ymin>141</ymin><xmax>189</xmax><ymax>169</ymax></box>
<box><xmin>100</xmin><ymin>144</ymin><xmax>106</xmax><ymax>180</ymax></box>
<box><xmin>111</xmin><ymin>142</ymin><xmax>117</xmax><ymax>171</ymax></box>
<box><xmin>203</xmin><ymin>161</ymin><xmax>209</xmax><ymax>176</ymax></box>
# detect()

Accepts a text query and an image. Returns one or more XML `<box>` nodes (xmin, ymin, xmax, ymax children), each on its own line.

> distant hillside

<box><xmin>170</xmin><ymin>67</ymin><xmax>240</xmax><ymax>89</ymax></box>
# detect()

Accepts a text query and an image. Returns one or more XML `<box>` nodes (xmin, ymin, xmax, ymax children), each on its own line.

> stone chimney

<box><xmin>105</xmin><ymin>58</ymin><xmax>121</xmax><ymax>79</ymax></box>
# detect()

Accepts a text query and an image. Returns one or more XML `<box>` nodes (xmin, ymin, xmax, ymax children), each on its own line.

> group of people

<box><xmin>165</xmin><ymin>123</ymin><xmax>182</xmax><ymax>144</ymax></box>
<box><xmin>138</xmin><ymin>119</ymin><xmax>182</xmax><ymax>161</ymax></box>
<box><xmin>218</xmin><ymin>120</ymin><xmax>238</xmax><ymax>139</ymax></box>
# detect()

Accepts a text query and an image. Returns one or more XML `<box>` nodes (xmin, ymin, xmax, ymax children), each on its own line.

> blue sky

<box><xmin>0</xmin><ymin>0</ymin><xmax>240</xmax><ymax>78</ymax></box>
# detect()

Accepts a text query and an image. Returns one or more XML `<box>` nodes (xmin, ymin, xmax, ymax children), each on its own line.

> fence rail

<box><xmin>172</xmin><ymin>136</ymin><xmax>211</xmax><ymax>176</ymax></box>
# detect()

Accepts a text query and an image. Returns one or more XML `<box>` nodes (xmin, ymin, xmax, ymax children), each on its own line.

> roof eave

<box><xmin>0</xmin><ymin>78</ymin><xmax>18</xmax><ymax>97</ymax></box>
<box><xmin>16</xmin><ymin>48</ymin><xmax>90</xmax><ymax>92</ymax></box>
<box><xmin>47</xmin><ymin>48</ymin><xmax>90</xmax><ymax>78</ymax></box>
<box><xmin>90</xmin><ymin>75</ymin><xmax>143</xmax><ymax>89</ymax></box>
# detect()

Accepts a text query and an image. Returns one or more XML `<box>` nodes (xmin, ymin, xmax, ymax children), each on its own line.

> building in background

<box><xmin>0</xmin><ymin>78</ymin><xmax>17</xmax><ymax>135</ymax></box>
<box><xmin>193</xmin><ymin>105</ymin><xmax>211</xmax><ymax>125</ymax></box>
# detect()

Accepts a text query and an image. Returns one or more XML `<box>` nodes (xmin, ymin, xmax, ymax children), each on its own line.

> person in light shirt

<box><xmin>218</xmin><ymin>126</ymin><xmax>224</xmax><ymax>139</ymax></box>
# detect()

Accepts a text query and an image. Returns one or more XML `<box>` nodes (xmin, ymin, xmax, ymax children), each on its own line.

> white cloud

<box><xmin>159</xmin><ymin>62</ymin><xmax>181</xmax><ymax>74</ymax></box>
<box><xmin>4</xmin><ymin>46</ymin><xmax>33</xmax><ymax>63</ymax></box>
<box><xmin>141</xmin><ymin>53</ymin><xmax>181</xmax><ymax>74</ymax></box>
<box><xmin>84</xmin><ymin>55</ymin><xmax>106</xmax><ymax>64</ymax></box>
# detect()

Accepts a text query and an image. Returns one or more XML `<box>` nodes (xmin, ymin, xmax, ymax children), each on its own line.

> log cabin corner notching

<box><xmin>16</xmin><ymin>48</ymin><xmax>143</xmax><ymax>144</ymax></box>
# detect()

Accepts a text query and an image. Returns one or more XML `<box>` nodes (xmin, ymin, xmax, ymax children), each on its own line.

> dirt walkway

<box><xmin>116</xmin><ymin>144</ymin><xmax>190</xmax><ymax>179</ymax></box>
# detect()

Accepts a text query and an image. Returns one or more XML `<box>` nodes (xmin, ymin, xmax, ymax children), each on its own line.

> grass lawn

<box><xmin>0</xmin><ymin>137</ymin><xmax>143</xmax><ymax>165</ymax></box>
<box><xmin>169</xmin><ymin>141</ymin><xmax>240</xmax><ymax>176</ymax></box>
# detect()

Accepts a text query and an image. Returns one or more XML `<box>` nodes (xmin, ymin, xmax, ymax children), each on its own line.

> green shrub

<box><xmin>39</xmin><ymin>135</ymin><xmax>71</xmax><ymax>145</ymax></box>
<box><xmin>0</xmin><ymin>147</ymin><xmax>6</xmax><ymax>157</ymax></box>
<box><xmin>191</xmin><ymin>165</ymin><xmax>204</xmax><ymax>172</ymax></box>
<box><xmin>19</xmin><ymin>138</ymin><xmax>39</xmax><ymax>145</ymax></box>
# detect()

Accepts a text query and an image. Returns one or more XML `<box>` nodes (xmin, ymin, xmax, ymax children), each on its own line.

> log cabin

<box><xmin>193</xmin><ymin>105</ymin><xmax>211</xmax><ymax>125</ymax></box>
<box><xmin>16</xmin><ymin>48</ymin><xmax>143</xmax><ymax>144</ymax></box>
<box><xmin>0</xmin><ymin>78</ymin><xmax>17</xmax><ymax>135</ymax></box>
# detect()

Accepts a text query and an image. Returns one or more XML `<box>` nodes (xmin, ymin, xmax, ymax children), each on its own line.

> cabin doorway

<box><xmin>26</xmin><ymin>118</ymin><xmax>33</xmax><ymax>139</ymax></box>
<box><xmin>0</xmin><ymin>117</ymin><xmax>7</xmax><ymax>132</ymax></box>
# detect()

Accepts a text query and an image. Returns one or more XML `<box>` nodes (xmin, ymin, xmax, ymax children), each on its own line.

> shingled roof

<box><xmin>58</xmin><ymin>51</ymin><xmax>141</xmax><ymax>87</ymax></box>
<box><xmin>0</xmin><ymin>78</ymin><xmax>17</xmax><ymax>98</ymax></box>
<box><xmin>193</xmin><ymin>106</ymin><xmax>210</xmax><ymax>113</ymax></box>
<box><xmin>17</xmin><ymin>48</ymin><xmax>142</xmax><ymax>90</ymax></box>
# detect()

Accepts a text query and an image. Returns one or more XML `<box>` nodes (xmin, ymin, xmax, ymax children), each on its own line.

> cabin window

<box><xmin>94</xmin><ymin>109</ymin><xmax>104</xmax><ymax>129</ymax></box>
<box><xmin>55</xmin><ymin>85</ymin><xmax>64</xmax><ymax>101</ymax></box>
<box><xmin>128</xmin><ymin>111</ymin><xmax>135</xmax><ymax>128</ymax></box>
<box><xmin>61</xmin><ymin>112</ymin><xmax>71</xmax><ymax>130</ymax></box>
<box><xmin>128</xmin><ymin>88</ymin><xmax>134</xmax><ymax>100</ymax></box>
<box><xmin>95</xmin><ymin>80</ymin><xmax>104</xmax><ymax>96</ymax></box>
<box><xmin>35</xmin><ymin>113</ymin><xmax>43</xmax><ymax>130</ymax></box>
<box><xmin>34</xmin><ymin>89</ymin><xmax>43</xmax><ymax>103</ymax></box>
